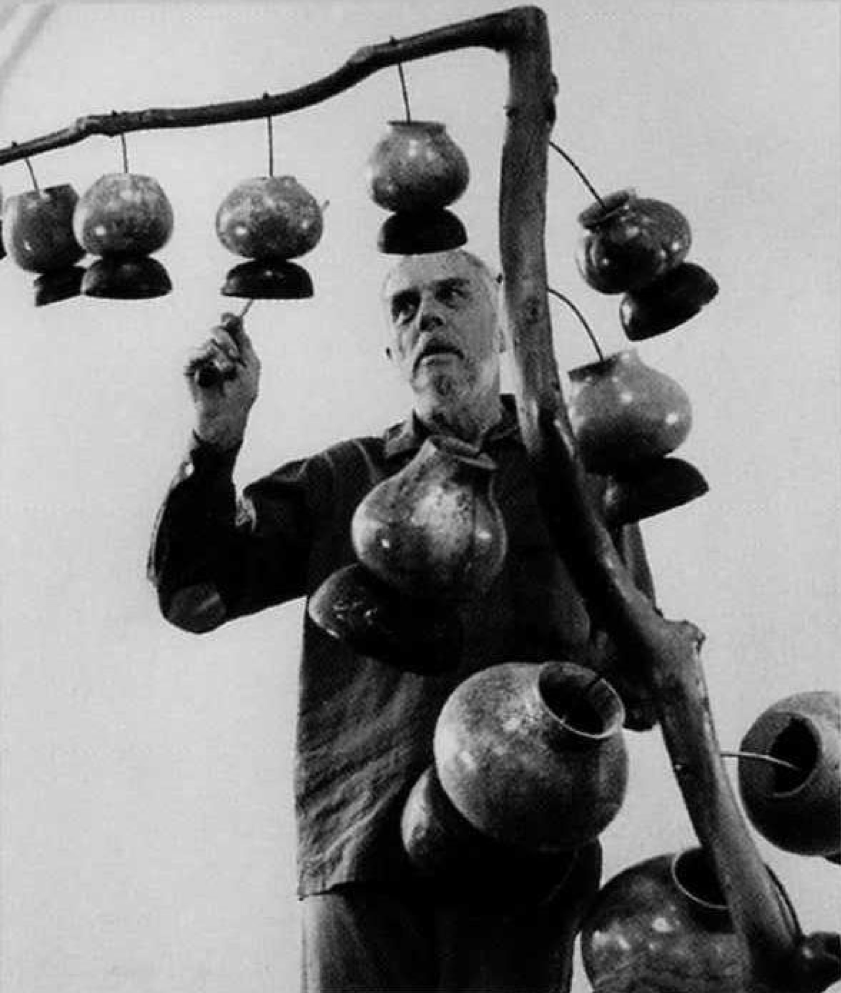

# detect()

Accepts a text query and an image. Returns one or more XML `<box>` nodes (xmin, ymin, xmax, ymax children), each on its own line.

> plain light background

<box><xmin>0</xmin><ymin>2</ymin><xmax>838</xmax><ymax>990</ymax></box>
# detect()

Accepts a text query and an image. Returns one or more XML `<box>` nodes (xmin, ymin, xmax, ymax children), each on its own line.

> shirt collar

<box><xmin>382</xmin><ymin>394</ymin><xmax>520</xmax><ymax>462</ymax></box>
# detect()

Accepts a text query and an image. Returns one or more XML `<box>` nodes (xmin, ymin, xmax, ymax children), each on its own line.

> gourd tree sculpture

<box><xmin>1</xmin><ymin>7</ymin><xmax>838</xmax><ymax>990</ymax></box>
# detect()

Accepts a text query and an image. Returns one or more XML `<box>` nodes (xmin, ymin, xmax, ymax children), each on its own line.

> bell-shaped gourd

<box><xmin>2</xmin><ymin>183</ymin><xmax>86</xmax><ymax>305</ymax></box>
<box><xmin>74</xmin><ymin>173</ymin><xmax>173</xmax><ymax>256</ymax></box>
<box><xmin>351</xmin><ymin>435</ymin><xmax>507</xmax><ymax>601</ymax></box>
<box><xmin>567</xmin><ymin>349</ymin><xmax>692</xmax><ymax>474</ymax></box>
<box><xmin>216</xmin><ymin>175</ymin><xmax>323</xmax><ymax>260</ymax></box>
<box><xmin>216</xmin><ymin>175</ymin><xmax>323</xmax><ymax>298</ymax></box>
<box><xmin>366</xmin><ymin>121</ymin><xmax>471</xmax><ymax>255</ymax></box>
<box><xmin>366</xmin><ymin>121</ymin><xmax>469</xmax><ymax>213</ymax></box>
<box><xmin>74</xmin><ymin>173</ymin><xmax>174</xmax><ymax>299</ymax></box>
<box><xmin>3</xmin><ymin>184</ymin><xmax>84</xmax><ymax>273</ymax></box>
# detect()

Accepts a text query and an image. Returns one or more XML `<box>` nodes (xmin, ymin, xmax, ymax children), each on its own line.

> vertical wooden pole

<box><xmin>494</xmin><ymin>8</ymin><xmax>836</xmax><ymax>992</ymax></box>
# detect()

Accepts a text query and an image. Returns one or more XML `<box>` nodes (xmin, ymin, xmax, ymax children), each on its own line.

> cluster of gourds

<box><xmin>1</xmin><ymin>174</ymin><xmax>174</xmax><ymax>303</ymax></box>
<box><xmin>0</xmin><ymin>164</ymin><xmax>326</xmax><ymax>304</ymax></box>
<box><xmin>0</xmin><ymin>119</ymin><xmax>471</xmax><ymax>305</ymax></box>
<box><xmin>564</xmin><ymin>184</ymin><xmax>719</xmax><ymax>527</ymax></box>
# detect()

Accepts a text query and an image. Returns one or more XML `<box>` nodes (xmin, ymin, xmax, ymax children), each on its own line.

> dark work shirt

<box><xmin>148</xmin><ymin>398</ymin><xmax>653</xmax><ymax>897</ymax></box>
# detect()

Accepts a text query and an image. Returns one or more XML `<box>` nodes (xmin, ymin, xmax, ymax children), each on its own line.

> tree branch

<box><xmin>0</xmin><ymin>8</ymin><xmax>516</xmax><ymax>166</ymax></box>
<box><xmin>495</xmin><ymin>7</ymin><xmax>838</xmax><ymax>992</ymax></box>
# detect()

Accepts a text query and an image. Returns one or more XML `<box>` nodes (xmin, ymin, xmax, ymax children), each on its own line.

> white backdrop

<box><xmin>0</xmin><ymin>2</ymin><xmax>838</xmax><ymax>991</ymax></box>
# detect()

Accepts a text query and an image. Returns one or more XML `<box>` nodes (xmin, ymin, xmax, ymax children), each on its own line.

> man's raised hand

<box><xmin>185</xmin><ymin>311</ymin><xmax>261</xmax><ymax>450</ymax></box>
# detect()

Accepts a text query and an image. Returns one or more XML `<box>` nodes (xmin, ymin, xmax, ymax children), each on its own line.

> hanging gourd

<box><xmin>73</xmin><ymin>133</ymin><xmax>174</xmax><ymax>299</ymax></box>
<box><xmin>567</xmin><ymin>348</ymin><xmax>705</xmax><ymax>525</ymax></box>
<box><xmin>737</xmin><ymin>690</ymin><xmax>840</xmax><ymax>862</ymax></box>
<box><xmin>366</xmin><ymin>57</ymin><xmax>469</xmax><ymax>253</ymax></box>
<box><xmin>350</xmin><ymin>435</ymin><xmax>507</xmax><ymax>602</ymax></box>
<box><xmin>576</xmin><ymin>188</ymin><xmax>718</xmax><ymax>341</ymax></box>
<box><xmin>2</xmin><ymin>158</ymin><xmax>86</xmax><ymax>305</ymax></box>
<box><xmin>576</xmin><ymin>189</ymin><xmax>691</xmax><ymax>294</ymax></box>
<box><xmin>216</xmin><ymin>175</ymin><xmax>323</xmax><ymax>298</ymax></box>
<box><xmin>216</xmin><ymin>107</ymin><xmax>324</xmax><ymax>299</ymax></box>
<box><xmin>547</xmin><ymin>152</ymin><xmax>713</xmax><ymax>521</ymax></box>
<box><xmin>549</xmin><ymin>288</ymin><xmax>707</xmax><ymax>523</ymax></box>
<box><xmin>567</xmin><ymin>349</ymin><xmax>693</xmax><ymax>473</ymax></box>
<box><xmin>549</xmin><ymin>143</ymin><xmax>717</xmax><ymax>340</ymax></box>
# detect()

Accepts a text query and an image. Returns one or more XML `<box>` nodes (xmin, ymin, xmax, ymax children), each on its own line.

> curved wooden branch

<box><xmin>495</xmin><ymin>7</ymin><xmax>839</xmax><ymax>992</ymax></box>
<box><xmin>0</xmin><ymin>10</ymin><xmax>515</xmax><ymax>166</ymax></box>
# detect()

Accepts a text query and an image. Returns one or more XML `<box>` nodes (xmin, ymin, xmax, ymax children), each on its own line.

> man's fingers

<box><xmin>219</xmin><ymin>312</ymin><xmax>243</xmax><ymax>335</ymax></box>
<box><xmin>194</xmin><ymin>362</ymin><xmax>236</xmax><ymax>389</ymax></box>
<box><xmin>218</xmin><ymin>314</ymin><xmax>259</xmax><ymax>366</ymax></box>
<box><xmin>209</xmin><ymin>327</ymin><xmax>246</xmax><ymax>363</ymax></box>
<box><xmin>184</xmin><ymin>314</ymin><xmax>258</xmax><ymax>393</ymax></box>
<box><xmin>233</xmin><ymin>328</ymin><xmax>258</xmax><ymax>365</ymax></box>
<box><xmin>186</xmin><ymin>326</ymin><xmax>251</xmax><ymax>369</ymax></box>
<box><xmin>185</xmin><ymin>340</ymin><xmax>218</xmax><ymax>374</ymax></box>
<box><xmin>185</xmin><ymin>341</ymin><xmax>237</xmax><ymax>381</ymax></box>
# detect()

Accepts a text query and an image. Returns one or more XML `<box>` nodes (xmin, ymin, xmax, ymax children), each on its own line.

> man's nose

<box><xmin>417</xmin><ymin>296</ymin><xmax>444</xmax><ymax>331</ymax></box>
<box><xmin>419</xmin><ymin>311</ymin><xmax>444</xmax><ymax>331</ymax></box>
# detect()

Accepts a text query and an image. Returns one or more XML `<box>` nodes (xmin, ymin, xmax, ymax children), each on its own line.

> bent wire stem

<box><xmin>2</xmin><ymin>6</ymin><xmax>837</xmax><ymax>990</ymax></box>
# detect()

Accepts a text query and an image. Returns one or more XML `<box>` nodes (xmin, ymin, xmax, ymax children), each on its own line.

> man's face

<box><xmin>383</xmin><ymin>252</ymin><xmax>501</xmax><ymax>417</ymax></box>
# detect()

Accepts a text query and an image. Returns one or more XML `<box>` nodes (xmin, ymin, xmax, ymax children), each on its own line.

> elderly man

<box><xmin>149</xmin><ymin>248</ymin><xmax>654</xmax><ymax>992</ymax></box>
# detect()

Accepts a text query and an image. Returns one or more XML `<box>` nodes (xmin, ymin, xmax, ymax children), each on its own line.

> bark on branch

<box><xmin>0</xmin><ymin>9</ymin><xmax>517</xmax><ymax>166</ymax></box>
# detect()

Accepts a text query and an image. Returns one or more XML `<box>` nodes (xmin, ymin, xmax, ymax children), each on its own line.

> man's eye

<box><xmin>438</xmin><ymin>285</ymin><xmax>467</xmax><ymax>305</ymax></box>
<box><xmin>392</xmin><ymin>298</ymin><xmax>417</xmax><ymax>323</ymax></box>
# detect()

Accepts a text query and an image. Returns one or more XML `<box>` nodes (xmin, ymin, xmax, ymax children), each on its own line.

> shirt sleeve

<box><xmin>148</xmin><ymin>434</ymin><xmax>320</xmax><ymax>633</ymax></box>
